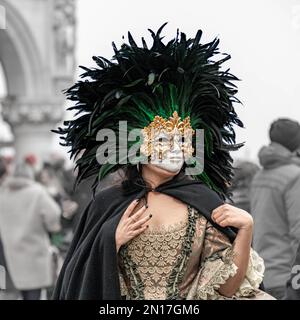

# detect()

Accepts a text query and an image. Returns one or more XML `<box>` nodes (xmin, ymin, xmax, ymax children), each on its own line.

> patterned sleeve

<box><xmin>186</xmin><ymin>221</ymin><xmax>264</xmax><ymax>300</ymax></box>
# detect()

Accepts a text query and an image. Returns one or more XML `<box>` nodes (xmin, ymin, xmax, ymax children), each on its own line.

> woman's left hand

<box><xmin>212</xmin><ymin>203</ymin><xmax>253</xmax><ymax>231</ymax></box>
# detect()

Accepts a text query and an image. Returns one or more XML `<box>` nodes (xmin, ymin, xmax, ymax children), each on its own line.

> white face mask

<box><xmin>139</xmin><ymin>111</ymin><xmax>195</xmax><ymax>172</ymax></box>
<box><xmin>149</xmin><ymin>130</ymin><xmax>186</xmax><ymax>173</ymax></box>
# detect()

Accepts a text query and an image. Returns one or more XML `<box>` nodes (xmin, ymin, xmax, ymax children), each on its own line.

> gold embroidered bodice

<box><xmin>118</xmin><ymin>205</ymin><xmax>196</xmax><ymax>300</ymax></box>
<box><xmin>122</xmin><ymin>218</ymin><xmax>188</xmax><ymax>299</ymax></box>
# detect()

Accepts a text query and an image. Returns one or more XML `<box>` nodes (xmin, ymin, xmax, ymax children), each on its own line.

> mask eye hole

<box><xmin>177</xmin><ymin>136</ymin><xmax>185</xmax><ymax>145</ymax></box>
<box><xmin>158</xmin><ymin>136</ymin><xmax>169</xmax><ymax>143</ymax></box>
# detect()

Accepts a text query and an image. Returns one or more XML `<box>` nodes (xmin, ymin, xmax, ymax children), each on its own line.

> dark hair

<box><xmin>121</xmin><ymin>164</ymin><xmax>150</xmax><ymax>195</ymax></box>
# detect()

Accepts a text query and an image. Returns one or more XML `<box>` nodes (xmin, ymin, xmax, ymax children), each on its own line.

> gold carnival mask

<box><xmin>140</xmin><ymin>111</ymin><xmax>195</xmax><ymax>164</ymax></box>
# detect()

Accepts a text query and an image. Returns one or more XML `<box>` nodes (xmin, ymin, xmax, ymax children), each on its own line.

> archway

<box><xmin>0</xmin><ymin>0</ymin><xmax>75</xmax><ymax>165</ymax></box>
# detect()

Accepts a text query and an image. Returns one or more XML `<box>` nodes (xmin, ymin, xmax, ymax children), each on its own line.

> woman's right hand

<box><xmin>115</xmin><ymin>199</ymin><xmax>152</xmax><ymax>252</ymax></box>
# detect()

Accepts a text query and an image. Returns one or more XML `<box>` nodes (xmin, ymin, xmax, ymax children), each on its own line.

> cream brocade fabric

<box><xmin>120</xmin><ymin>219</ymin><xmax>188</xmax><ymax>299</ymax></box>
<box><xmin>118</xmin><ymin>205</ymin><xmax>274</xmax><ymax>300</ymax></box>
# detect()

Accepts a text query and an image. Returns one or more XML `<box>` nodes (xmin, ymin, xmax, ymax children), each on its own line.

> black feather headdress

<box><xmin>53</xmin><ymin>23</ymin><xmax>244</xmax><ymax>199</ymax></box>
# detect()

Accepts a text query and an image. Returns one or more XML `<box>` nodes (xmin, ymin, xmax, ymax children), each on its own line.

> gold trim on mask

<box><xmin>140</xmin><ymin>111</ymin><xmax>195</xmax><ymax>158</ymax></box>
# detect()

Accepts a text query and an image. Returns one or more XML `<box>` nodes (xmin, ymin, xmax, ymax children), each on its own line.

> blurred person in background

<box><xmin>0</xmin><ymin>150</ymin><xmax>14</xmax><ymax>176</ymax></box>
<box><xmin>24</xmin><ymin>154</ymin><xmax>38</xmax><ymax>176</ymax></box>
<box><xmin>0</xmin><ymin>162</ymin><xmax>61</xmax><ymax>300</ymax></box>
<box><xmin>0</xmin><ymin>157</ymin><xmax>18</xmax><ymax>299</ymax></box>
<box><xmin>250</xmin><ymin>118</ymin><xmax>300</xmax><ymax>299</ymax></box>
<box><xmin>37</xmin><ymin>160</ymin><xmax>78</xmax><ymax>256</ymax></box>
<box><xmin>37</xmin><ymin>161</ymin><xmax>68</xmax><ymax>205</ymax></box>
<box><xmin>229</xmin><ymin>160</ymin><xmax>259</xmax><ymax>213</ymax></box>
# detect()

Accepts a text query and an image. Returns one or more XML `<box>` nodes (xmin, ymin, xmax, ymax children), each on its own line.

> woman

<box><xmin>52</xmin><ymin>24</ymin><xmax>273</xmax><ymax>300</ymax></box>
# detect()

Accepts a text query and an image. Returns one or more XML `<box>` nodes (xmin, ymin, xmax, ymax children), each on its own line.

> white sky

<box><xmin>1</xmin><ymin>0</ymin><xmax>300</xmax><ymax>163</ymax></box>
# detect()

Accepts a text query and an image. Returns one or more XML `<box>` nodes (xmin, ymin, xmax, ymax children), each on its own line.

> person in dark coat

<box><xmin>284</xmin><ymin>146</ymin><xmax>300</xmax><ymax>300</ymax></box>
<box><xmin>250</xmin><ymin>118</ymin><xmax>300</xmax><ymax>299</ymax></box>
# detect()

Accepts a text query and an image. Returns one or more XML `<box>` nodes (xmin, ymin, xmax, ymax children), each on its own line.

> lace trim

<box><xmin>191</xmin><ymin>247</ymin><xmax>265</xmax><ymax>300</ymax></box>
<box><xmin>193</xmin><ymin>247</ymin><xmax>238</xmax><ymax>300</ymax></box>
<box><xmin>144</xmin><ymin>219</ymin><xmax>188</xmax><ymax>234</ymax></box>
<box><xmin>235</xmin><ymin>248</ymin><xmax>265</xmax><ymax>297</ymax></box>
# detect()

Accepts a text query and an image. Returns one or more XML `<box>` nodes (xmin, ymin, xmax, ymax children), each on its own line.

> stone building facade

<box><xmin>0</xmin><ymin>0</ymin><xmax>76</xmax><ymax>164</ymax></box>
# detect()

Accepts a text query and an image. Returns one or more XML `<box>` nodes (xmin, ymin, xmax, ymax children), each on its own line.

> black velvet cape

<box><xmin>52</xmin><ymin>173</ymin><xmax>237</xmax><ymax>300</ymax></box>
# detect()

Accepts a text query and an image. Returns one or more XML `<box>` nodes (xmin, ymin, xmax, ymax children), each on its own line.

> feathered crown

<box><xmin>53</xmin><ymin>23</ymin><xmax>244</xmax><ymax>198</ymax></box>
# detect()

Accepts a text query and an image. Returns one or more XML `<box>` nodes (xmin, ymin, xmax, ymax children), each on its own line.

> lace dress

<box><xmin>118</xmin><ymin>205</ymin><xmax>274</xmax><ymax>300</ymax></box>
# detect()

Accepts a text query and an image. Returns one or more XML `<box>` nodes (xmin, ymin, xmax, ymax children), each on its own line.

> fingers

<box><xmin>213</xmin><ymin>210</ymin><xmax>232</xmax><ymax>227</ymax></box>
<box><xmin>131</xmin><ymin>224</ymin><xmax>149</xmax><ymax>237</ymax></box>
<box><xmin>219</xmin><ymin>220</ymin><xmax>232</xmax><ymax>227</ymax></box>
<box><xmin>211</xmin><ymin>207</ymin><xmax>222</xmax><ymax>221</ymax></box>
<box><xmin>213</xmin><ymin>211</ymin><xmax>227</xmax><ymax>224</ymax></box>
<box><xmin>122</xmin><ymin>199</ymin><xmax>140</xmax><ymax>220</ymax></box>
<box><xmin>128</xmin><ymin>204</ymin><xmax>148</xmax><ymax>223</ymax></box>
<box><xmin>216</xmin><ymin>217</ymin><xmax>230</xmax><ymax>227</ymax></box>
<box><xmin>212</xmin><ymin>203</ymin><xmax>230</xmax><ymax>221</ymax></box>
<box><xmin>131</xmin><ymin>213</ymin><xmax>152</xmax><ymax>230</ymax></box>
<box><xmin>212</xmin><ymin>204</ymin><xmax>233</xmax><ymax>226</ymax></box>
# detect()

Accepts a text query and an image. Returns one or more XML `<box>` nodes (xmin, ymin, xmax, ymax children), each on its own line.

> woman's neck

<box><xmin>141</xmin><ymin>165</ymin><xmax>174</xmax><ymax>189</ymax></box>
